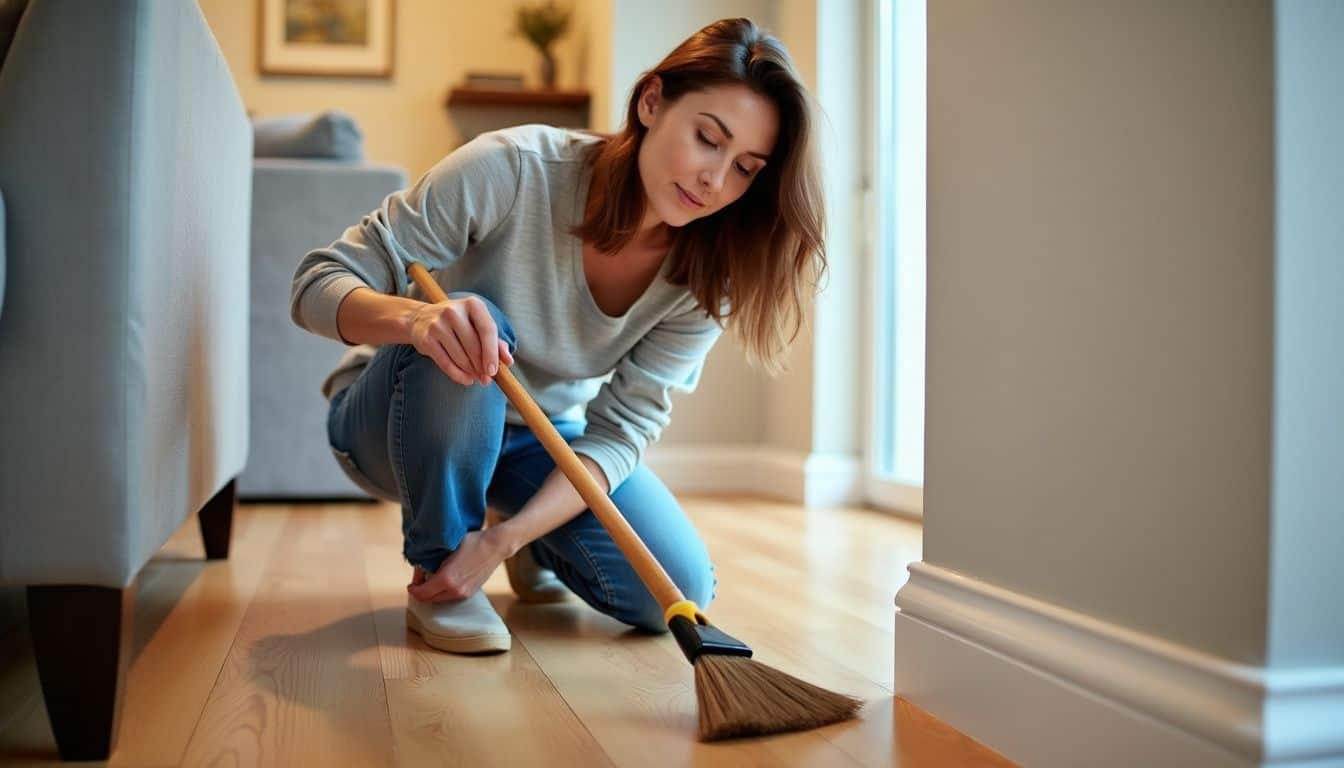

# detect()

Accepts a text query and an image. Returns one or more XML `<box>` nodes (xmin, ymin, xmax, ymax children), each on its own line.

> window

<box><xmin>865</xmin><ymin>0</ymin><xmax>926</xmax><ymax>516</ymax></box>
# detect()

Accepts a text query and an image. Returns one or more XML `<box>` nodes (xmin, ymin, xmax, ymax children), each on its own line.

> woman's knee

<box><xmin>396</xmin><ymin>345</ymin><xmax>500</xmax><ymax>401</ymax></box>
<box><xmin>658</xmin><ymin>525</ymin><xmax>716</xmax><ymax>609</ymax></box>
<box><xmin>444</xmin><ymin>291</ymin><xmax>517</xmax><ymax>352</ymax></box>
<box><xmin>616</xmin><ymin>557</ymin><xmax>716</xmax><ymax>634</ymax></box>
<box><xmin>673</xmin><ymin>558</ymin><xmax>717</xmax><ymax>613</ymax></box>
<box><xmin>623</xmin><ymin>597</ymin><xmax>671</xmax><ymax>634</ymax></box>
<box><xmin>392</xmin><ymin>345</ymin><xmax>506</xmax><ymax>451</ymax></box>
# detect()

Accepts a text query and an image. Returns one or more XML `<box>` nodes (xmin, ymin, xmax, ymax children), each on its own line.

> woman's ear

<box><xmin>637</xmin><ymin>75</ymin><xmax>663</xmax><ymax>128</ymax></box>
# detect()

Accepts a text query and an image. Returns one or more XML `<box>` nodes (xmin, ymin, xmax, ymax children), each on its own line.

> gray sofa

<box><xmin>240</xmin><ymin>122</ymin><xmax>407</xmax><ymax>500</ymax></box>
<box><xmin>0</xmin><ymin>0</ymin><xmax>250</xmax><ymax>760</ymax></box>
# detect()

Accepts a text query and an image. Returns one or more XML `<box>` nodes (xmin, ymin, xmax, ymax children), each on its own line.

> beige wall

<box><xmin>198</xmin><ymin>0</ymin><xmax>592</xmax><ymax>179</ymax></box>
<box><xmin>762</xmin><ymin>0</ymin><xmax>817</xmax><ymax>455</ymax></box>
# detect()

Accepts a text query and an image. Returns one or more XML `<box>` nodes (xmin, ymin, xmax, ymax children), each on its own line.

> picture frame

<box><xmin>258</xmin><ymin>0</ymin><xmax>396</xmax><ymax>78</ymax></box>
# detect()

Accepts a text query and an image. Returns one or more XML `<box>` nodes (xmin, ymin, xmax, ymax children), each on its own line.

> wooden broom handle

<box><xmin>407</xmin><ymin>263</ymin><xmax>687</xmax><ymax>612</ymax></box>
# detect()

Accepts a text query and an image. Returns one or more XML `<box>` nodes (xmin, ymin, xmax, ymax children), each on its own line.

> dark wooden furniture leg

<box><xmin>198</xmin><ymin>478</ymin><xmax>236</xmax><ymax>560</ymax></box>
<box><xmin>25</xmin><ymin>585</ymin><xmax>135</xmax><ymax>761</ymax></box>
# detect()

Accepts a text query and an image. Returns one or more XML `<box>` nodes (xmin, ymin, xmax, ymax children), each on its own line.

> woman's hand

<box><xmin>408</xmin><ymin>295</ymin><xmax>514</xmax><ymax>387</ymax></box>
<box><xmin>407</xmin><ymin>527</ymin><xmax>518</xmax><ymax>603</ymax></box>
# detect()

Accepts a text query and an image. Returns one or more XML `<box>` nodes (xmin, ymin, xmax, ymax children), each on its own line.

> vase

<box><xmin>539</xmin><ymin>48</ymin><xmax>557</xmax><ymax>89</ymax></box>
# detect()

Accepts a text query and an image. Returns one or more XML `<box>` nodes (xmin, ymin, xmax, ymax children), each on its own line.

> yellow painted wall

<box><xmin>198</xmin><ymin>0</ymin><xmax>594</xmax><ymax>178</ymax></box>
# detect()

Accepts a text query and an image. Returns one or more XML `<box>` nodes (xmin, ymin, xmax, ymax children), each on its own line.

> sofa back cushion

<box><xmin>252</xmin><ymin>110</ymin><xmax>365</xmax><ymax>161</ymax></box>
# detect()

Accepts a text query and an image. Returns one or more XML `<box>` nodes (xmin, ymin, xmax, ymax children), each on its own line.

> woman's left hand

<box><xmin>407</xmin><ymin>528</ymin><xmax>516</xmax><ymax>603</ymax></box>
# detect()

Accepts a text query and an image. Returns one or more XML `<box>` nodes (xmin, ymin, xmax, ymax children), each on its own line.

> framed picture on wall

<box><xmin>258</xmin><ymin>0</ymin><xmax>395</xmax><ymax>78</ymax></box>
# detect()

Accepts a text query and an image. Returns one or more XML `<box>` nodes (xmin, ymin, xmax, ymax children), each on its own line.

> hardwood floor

<box><xmin>0</xmin><ymin>498</ymin><xmax>1014</xmax><ymax>767</ymax></box>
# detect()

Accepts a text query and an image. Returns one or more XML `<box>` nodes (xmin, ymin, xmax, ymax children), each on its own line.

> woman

<box><xmin>291</xmin><ymin>17</ymin><xmax>825</xmax><ymax>654</ymax></box>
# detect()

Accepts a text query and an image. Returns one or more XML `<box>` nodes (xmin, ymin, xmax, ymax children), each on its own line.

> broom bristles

<box><xmin>693</xmin><ymin>654</ymin><xmax>864</xmax><ymax>741</ymax></box>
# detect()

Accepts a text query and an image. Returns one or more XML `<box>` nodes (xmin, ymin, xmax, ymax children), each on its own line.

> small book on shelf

<box><xmin>464</xmin><ymin>71</ymin><xmax>525</xmax><ymax>90</ymax></box>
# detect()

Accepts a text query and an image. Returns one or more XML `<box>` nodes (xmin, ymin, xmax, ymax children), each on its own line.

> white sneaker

<box><xmin>406</xmin><ymin>590</ymin><xmax>511</xmax><ymax>654</ymax></box>
<box><xmin>486</xmin><ymin>508</ymin><xmax>572</xmax><ymax>604</ymax></box>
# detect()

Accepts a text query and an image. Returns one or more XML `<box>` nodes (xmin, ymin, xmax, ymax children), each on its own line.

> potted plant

<box><xmin>513</xmin><ymin>0</ymin><xmax>572</xmax><ymax>89</ymax></box>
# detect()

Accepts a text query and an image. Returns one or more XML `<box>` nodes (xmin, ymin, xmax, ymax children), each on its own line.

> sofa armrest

<box><xmin>0</xmin><ymin>0</ymin><xmax>252</xmax><ymax>587</ymax></box>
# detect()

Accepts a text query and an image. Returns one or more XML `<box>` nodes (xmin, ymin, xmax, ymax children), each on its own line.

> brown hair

<box><xmin>571</xmin><ymin>17</ymin><xmax>826</xmax><ymax>375</ymax></box>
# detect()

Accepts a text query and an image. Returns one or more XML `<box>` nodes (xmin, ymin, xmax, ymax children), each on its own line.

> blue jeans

<box><xmin>326</xmin><ymin>292</ymin><xmax>716</xmax><ymax>632</ymax></box>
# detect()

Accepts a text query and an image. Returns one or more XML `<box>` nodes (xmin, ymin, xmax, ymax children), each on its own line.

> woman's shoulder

<box><xmin>426</xmin><ymin>124</ymin><xmax>598</xmax><ymax>189</ymax></box>
<box><xmin>475</xmin><ymin>123</ymin><xmax>603</xmax><ymax>166</ymax></box>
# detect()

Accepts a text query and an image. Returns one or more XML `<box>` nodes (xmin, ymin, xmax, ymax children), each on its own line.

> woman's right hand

<box><xmin>408</xmin><ymin>296</ymin><xmax>514</xmax><ymax>387</ymax></box>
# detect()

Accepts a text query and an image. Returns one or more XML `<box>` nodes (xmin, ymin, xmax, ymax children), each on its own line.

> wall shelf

<box><xmin>446</xmin><ymin>87</ymin><xmax>591</xmax><ymax>108</ymax></box>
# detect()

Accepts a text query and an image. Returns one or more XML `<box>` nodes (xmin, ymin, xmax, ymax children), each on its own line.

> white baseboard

<box><xmin>894</xmin><ymin>562</ymin><xmax>1344</xmax><ymax>768</ymax></box>
<box><xmin>644</xmin><ymin>443</ymin><xmax>862</xmax><ymax>507</ymax></box>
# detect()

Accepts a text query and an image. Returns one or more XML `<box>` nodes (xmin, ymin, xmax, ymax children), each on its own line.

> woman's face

<box><xmin>636</xmin><ymin>78</ymin><xmax>779</xmax><ymax>229</ymax></box>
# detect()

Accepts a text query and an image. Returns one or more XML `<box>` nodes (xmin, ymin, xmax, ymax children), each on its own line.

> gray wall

<box><xmin>923</xmin><ymin>0</ymin><xmax>1275</xmax><ymax>664</ymax></box>
<box><xmin>1268</xmin><ymin>0</ymin><xmax>1344</xmax><ymax>669</ymax></box>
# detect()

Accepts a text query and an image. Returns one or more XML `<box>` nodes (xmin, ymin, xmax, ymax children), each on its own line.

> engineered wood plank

<box><xmin>691</xmin><ymin>526</ymin><xmax>900</xmax><ymax>690</ymax></box>
<box><xmin>693</xmin><ymin>516</ymin><xmax>901</xmax><ymax>628</ymax></box>
<box><xmin>0</xmin><ymin>497</ymin><xmax>1018</xmax><ymax>768</ymax></box>
<box><xmin>114</xmin><ymin>506</ymin><xmax>289</xmax><ymax>766</ymax></box>
<box><xmin>668</xmin><ymin>567</ymin><xmax>898</xmax><ymax>766</ymax></box>
<box><xmin>502</xmin><ymin>598</ymin><xmax>867</xmax><ymax>767</ymax></box>
<box><xmin>357</xmin><ymin>503</ymin><xmax>614</xmax><ymax>767</ymax></box>
<box><xmin>0</xmin><ymin>623</ymin><xmax>52</xmax><ymax>766</ymax></box>
<box><xmin>356</xmin><ymin>503</ymin><xmax>443</xmax><ymax>682</ymax></box>
<box><xmin>693</xmin><ymin>560</ymin><xmax>896</xmax><ymax>694</ymax></box>
<box><xmin>353</xmin><ymin>503</ymin><xmax>518</xmax><ymax>680</ymax></box>
<box><xmin>0</xmin><ymin>505</ymin><xmax>288</xmax><ymax>767</ymax></box>
<box><xmin>893</xmin><ymin>696</ymin><xmax>1017</xmax><ymax>767</ymax></box>
<box><xmin>382</xmin><ymin>629</ymin><xmax>613</xmax><ymax>768</ymax></box>
<box><xmin>178</xmin><ymin>506</ymin><xmax>394</xmax><ymax>768</ymax></box>
<box><xmin>691</xmin><ymin>500</ymin><xmax>912</xmax><ymax>572</ymax></box>
<box><xmin>689</xmin><ymin>502</ymin><xmax>914</xmax><ymax>616</ymax></box>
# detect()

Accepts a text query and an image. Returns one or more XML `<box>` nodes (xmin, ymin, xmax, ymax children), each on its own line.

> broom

<box><xmin>407</xmin><ymin>263</ymin><xmax>863</xmax><ymax>740</ymax></box>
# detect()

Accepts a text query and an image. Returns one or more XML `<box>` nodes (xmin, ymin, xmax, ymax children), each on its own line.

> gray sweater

<box><xmin>289</xmin><ymin>124</ymin><xmax>724</xmax><ymax>490</ymax></box>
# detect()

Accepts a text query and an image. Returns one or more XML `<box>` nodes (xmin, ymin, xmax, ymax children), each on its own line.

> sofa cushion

<box><xmin>252</xmin><ymin>110</ymin><xmax>365</xmax><ymax>161</ymax></box>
